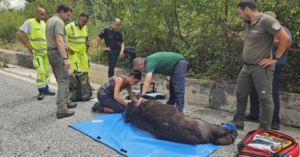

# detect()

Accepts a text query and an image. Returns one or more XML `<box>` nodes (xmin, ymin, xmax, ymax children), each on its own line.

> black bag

<box><xmin>68</xmin><ymin>71</ymin><xmax>92</xmax><ymax>102</ymax></box>
<box><xmin>140</xmin><ymin>83</ymin><xmax>166</xmax><ymax>99</ymax></box>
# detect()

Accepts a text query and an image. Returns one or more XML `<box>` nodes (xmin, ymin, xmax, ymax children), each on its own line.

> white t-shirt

<box><xmin>19</xmin><ymin>20</ymin><xmax>44</xmax><ymax>35</ymax></box>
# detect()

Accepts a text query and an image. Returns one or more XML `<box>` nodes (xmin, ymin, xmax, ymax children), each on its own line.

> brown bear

<box><xmin>124</xmin><ymin>100</ymin><xmax>238</xmax><ymax>145</ymax></box>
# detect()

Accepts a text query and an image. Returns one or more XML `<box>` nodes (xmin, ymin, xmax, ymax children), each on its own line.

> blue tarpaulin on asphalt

<box><xmin>70</xmin><ymin>114</ymin><xmax>221</xmax><ymax>157</ymax></box>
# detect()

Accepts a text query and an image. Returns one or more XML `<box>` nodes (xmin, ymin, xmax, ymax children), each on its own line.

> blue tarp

<box><xmin>70</xmin><ymin>114</ymin><xmax>221</xmax><ymax>157</ymax></box>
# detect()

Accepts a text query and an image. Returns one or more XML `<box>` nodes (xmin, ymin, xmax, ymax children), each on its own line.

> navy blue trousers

<box><xmin>97</xmin><ymin>93</ymin><xmax>126</xmax><ymax>113</ymax></box>
<box><xmin>249</xmin><ymin>65</ymin><xmax>283</xmax><ymax>122</ymax></box>
<box><xmin>107</xmin><ymin>49</ymin><xmax>136</xmax><ymax>78</ymax></box>
<box><xmin>166</xmin><ymin>60</ymin><xmax>187</xmax><ymax>112</ymax></box>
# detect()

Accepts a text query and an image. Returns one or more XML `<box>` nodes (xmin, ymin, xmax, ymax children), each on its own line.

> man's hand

<box><xmin>119</xmin><ymin>50</ymin><xmax>124</xmax><ymax>59</ymax></box>
<box><xmin>26</xmin><ymin>45</ymin><xmax>33</xmax><ymax>53</ymax></box>
<box><xmin>68</xmin><ymin>48</ymin><xmax>74</xmax><ymax>55</ymax></box>
<box><xmin>64</xmin><ymin>59</ymin><xmax>70</xmax><ymax>70</ymax></box>
<box><xmin>102</xmin><ymin>47</ymin><xmax>111</xmax><ymax>51</ymax></box>
<box><xmin>86</xmin><ymin>47</ymin><xmax>89</xmax><ymax>53</ymax></box>
<box><xmin>166</xmin><ymin>80</ymin><xmax>170</xmax><ymax>90</ymax></box>
<box><xmin>258</xmin><ymin>58</ymin><xmax>277</xmax><ymax>68</ymax></box>
<box><xmin>137</xmin><ymin>97</ymin><xmax>144</xmax><ymax>106</ymax></box>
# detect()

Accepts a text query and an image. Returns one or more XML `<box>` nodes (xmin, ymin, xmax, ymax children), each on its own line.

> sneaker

<box><xmin>244</xmin><ymin>115</ymin><xmax>259</xmax><ymax>122</ymax></box>
<box><xmin>91</xmin><ymin>102</ymin><xmax>103</xmax><ymax>113</ymax></box>
<box><xmin>271</xmin><ymin>121</ymin><xmax>280</xmax><ymax>130</ymax></box>
<box><xmin>57</xmin><ymin>109</ymin><xmax>74</xmax><ymax>118</ymax></box>
<box><xmin>66</xmin><ymin>102</ymin><xmax>77</xmax><ymax>109</ymax></box>
<box><xmin>45</xmin><ymin>90</ymin><xmax>55</xmax><ymax>96</ymax></box>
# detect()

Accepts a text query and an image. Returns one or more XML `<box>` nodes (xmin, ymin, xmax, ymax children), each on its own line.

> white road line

<box><xmin>0</xmin><ymin>69</ymin><xmax>58</xmax><ymax>90</ymax></box>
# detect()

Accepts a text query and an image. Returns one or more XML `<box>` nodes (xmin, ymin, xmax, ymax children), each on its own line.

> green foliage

<box><xmin>0</xmin><ymin>9</ymin><xmax>25</xmax><ymax>43</ymax></box>
<box><xmin>1</xmin><ymin>0</ymin><xmax>300</xmax><ymax>92</ymax></box>
<box><xmin>0</xmin><ymin>57</ymin><xmax>9</xmax><ymax>68</ymax></box>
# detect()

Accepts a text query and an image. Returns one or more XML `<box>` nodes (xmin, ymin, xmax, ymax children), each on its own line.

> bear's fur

<box><xmin>125</xmin><ymin>100</ymin><xmax>238</xmax><ymax>145</ymax></box>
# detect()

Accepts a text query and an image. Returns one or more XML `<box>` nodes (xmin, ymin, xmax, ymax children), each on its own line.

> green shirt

<box><xmin>145</xmin><ymin>52</ymin><xmax>184</xmax><ymax>76</ymax></box>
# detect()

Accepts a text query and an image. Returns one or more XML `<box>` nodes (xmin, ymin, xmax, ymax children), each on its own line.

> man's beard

<box><xmin>244</xmin><ymin>14</ymin><xmax>251</xmax><ymax>24</ymax></box>
<box><xmin>244</xmin><ymin>19</ymin><xmax>251</xmax><ymax>24</ymax></box>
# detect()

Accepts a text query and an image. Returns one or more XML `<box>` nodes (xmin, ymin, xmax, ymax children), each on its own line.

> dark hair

<box><xmin>56</xmin><ymin>3</ymin><xmax>73</xmax><ymax>13</ymax></box>
<box><xmin>237</xmin><ymin>0</ymin><xmax>256</xmax><ymax>10</ymax></box>
<box><xmin>79</xmin><ymin>13</ymin><xmax>89</xmax><ymax>19</ymax></box>
<box><xmin>129</xmin><ymin>70</ymin><xmax>141</xmax><ymax>80</ymax></box>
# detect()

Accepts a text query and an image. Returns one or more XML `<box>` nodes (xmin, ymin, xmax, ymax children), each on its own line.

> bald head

<box><xmin>114</xmin><ymin>18</ymin><xmax>121</xmax><ymax>23</ymax></box>
<box><xmin>35</xmin><ymin>7</ymin><xmax>46</xmax><ymax>22</ymax></box>
<box><xmin>112</xmin><ymin>18</ymin><xmax>121</xmax><ymax>31</ymax></box>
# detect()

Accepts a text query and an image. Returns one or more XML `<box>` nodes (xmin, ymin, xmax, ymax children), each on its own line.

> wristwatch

<box><xmin>272</xmin><ymin>55</ymin><xmax>279</xmax><ymax>60</ymax></box>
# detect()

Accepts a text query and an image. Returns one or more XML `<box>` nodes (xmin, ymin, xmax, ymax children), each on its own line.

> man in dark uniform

<box><xmin>96</xmin><ymin>18</ymin><xmax>135</xmax><ymax>78</ymax></box>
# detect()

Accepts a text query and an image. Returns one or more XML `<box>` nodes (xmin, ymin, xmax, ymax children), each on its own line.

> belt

<box><xmin>244</xmin><ymin>62</ymin><xmax>257</xmax><ymax>65</ymax></box>
<box><xmin>175</xmin><ymin>59</ymin><xmax>185</xmax><ymax>66</ymax></box>
<box><xmin>47</xmin><ymin>48</ymin><xmax>58</xmax><ymax>51</ymax></box>
<box><xmin>47</xmin><ymin>48</ymin><xmax>68</xmax><ymax>51</ymax></box>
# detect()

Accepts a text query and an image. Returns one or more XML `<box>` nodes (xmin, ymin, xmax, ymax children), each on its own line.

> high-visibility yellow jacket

<box><xmin>27</xmin><ymin>18</ymin><xmax>47</xmax><ymax>53</ymax></box>
<box><xmin>66</xmin><ymin>21</ymin><xmax>88</xmax><ymax>54</ymax></box>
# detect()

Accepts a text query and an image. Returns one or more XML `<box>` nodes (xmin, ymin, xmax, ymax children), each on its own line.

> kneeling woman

<box><xmin>92</xmin><ymin>70</ymin><xmax>141</xmax><ymax>113</ymax></box>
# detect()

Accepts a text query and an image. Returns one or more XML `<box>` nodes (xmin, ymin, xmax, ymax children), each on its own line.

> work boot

<box><xmin>37</xmin><ymin>90</ymin><xmax>45</xmax><ymax>100</ymax></box>
<box><xmin>244</xmin><ymin>114</ymin><xmax>259</xmax><ymax>122</ymax></box>
<box><xmin>271</xmin><ymin>121</ymin><xmax>280</xmax><ymax>130</ymax></box>
<box><xmin>57</xmin><ymin>109</ymin><xmax>74</xmax><ymax>118</ymax></box>
<box><xmin>228</xmin><ymin>116</ymin><xmax>244</xmax><ymax>130</ymax></box>
<box><xmin>45</xmin><ymin>90</ymin><xmax>55</xmax><ymax>96</ymax></box>
<box><xmin>66</xmin><ymin>102</ymin><xmax>77</xmax><ymax>109</ymax></box>
<box><xmin>257</xmin><ymin>126</ymin><xmax>270</xmax><ymax>130</ymax></box>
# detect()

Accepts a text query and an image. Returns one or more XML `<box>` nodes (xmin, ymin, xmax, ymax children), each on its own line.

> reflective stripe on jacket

<box><xmin>27</xmin><ymin>18</ymin><xmax>47</xmax><ymax>53</ymax></box>
<box><xmin>66</xmin><ymin>21</ymin><xmax>88</xmax><ymax>54</ymax></box>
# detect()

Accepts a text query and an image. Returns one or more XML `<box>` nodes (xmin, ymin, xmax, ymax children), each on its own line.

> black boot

<box><xmin>38</xmin><ymin>90</ymin><xmax>45</xmax><ymax>100</ymax></box>
<box><xmin>91</xmin><ymin>102</ymin><xmax>103</xmax><ymax>113</ymax></box>
<box><xmin>45</xmin><ymin>90</ymin><xmax>55</xmax><ymax>96</ymax></box>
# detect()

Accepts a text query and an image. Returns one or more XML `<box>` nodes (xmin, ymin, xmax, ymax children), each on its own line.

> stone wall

<box><xmin>1</xmin><ymin>49</ymin><xmax>299</xmax><ymax>127</ymax></box>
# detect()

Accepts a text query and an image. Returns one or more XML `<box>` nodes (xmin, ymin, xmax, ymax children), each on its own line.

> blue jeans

<box><xmin>97</xmin><ymin>93</ymin><xmax>126</xmax><ymax>113</ymax></box>
<box><xmin>249</xmin><ymin>65</ymin><xmax>283</xmax><ymax>122</ymax></box>
<box><xmin>166</xmin><ymin>60</ymin><xmax>187</xmax><ymax>112</ymax></box>
<box><xmin>106</xmin><ymin>48</ymin><xmax>136</xmax><ymax>78</ymax></box>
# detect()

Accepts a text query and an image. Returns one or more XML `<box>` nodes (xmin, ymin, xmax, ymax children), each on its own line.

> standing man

<box><xmin>46</xmin><ymin>4</ymin><xmax>77</xmax><ymax>118</ymax></box>
<box><xmin>245</xmin><ymin>11</ymin><xmax>292</xmax><ymax>130</ymax></box>
<box><xmin>96</xmin><ymin>18</ymin><xmax>136</xmax><ymax>78</ymax></box>
<box><xmin>16</xmin><ymin>8</ymin><xmax>55</xmax><ymax>100</ymax></box>
<box><xmin>228</xmin><ymin>0</ymin><xmax>290</xmax><ymax>130</ymax></box>
<box><xmin>133</xmin><ymin>52</ymin><xmax>187</xmax><ymax>112</ymax></box>
<box><xmin>66</xmin><ymin>13</ymin><xmax>90</xmax><ymax>77</ymax></box>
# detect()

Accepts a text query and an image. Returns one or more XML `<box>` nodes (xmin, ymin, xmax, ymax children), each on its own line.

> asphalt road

<box><xmin>0</xmin><ymin>69</ymin><xmax>299</xmax><ymax>157</ymax></box>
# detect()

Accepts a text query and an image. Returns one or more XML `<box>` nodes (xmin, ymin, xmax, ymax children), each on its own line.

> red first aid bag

<box><xmin>237</xmin><ymin>129</ymin><xmax>299</xmax><ymax>157</ymax></box>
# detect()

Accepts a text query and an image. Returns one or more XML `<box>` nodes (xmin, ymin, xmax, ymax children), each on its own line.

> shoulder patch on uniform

<box><xmin>272</xmin><ymin>23</ymin><xmax>280</xmax><ymax>30</ymax></box>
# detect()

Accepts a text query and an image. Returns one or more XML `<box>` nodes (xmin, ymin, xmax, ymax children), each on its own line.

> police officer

<box><xmin>66</xmin><ymin>13</ymin><xmax>90</xmax><ymax>77</ymax></box>
<box><xmin>96</xmin><ymin>18</ymin><xmax>136</xmax><ymax>78</ymax></box>
<box><xmin>16</xmin><ymin>7</ymin><xmax>55</xmax><ymax>100</ymax></box>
